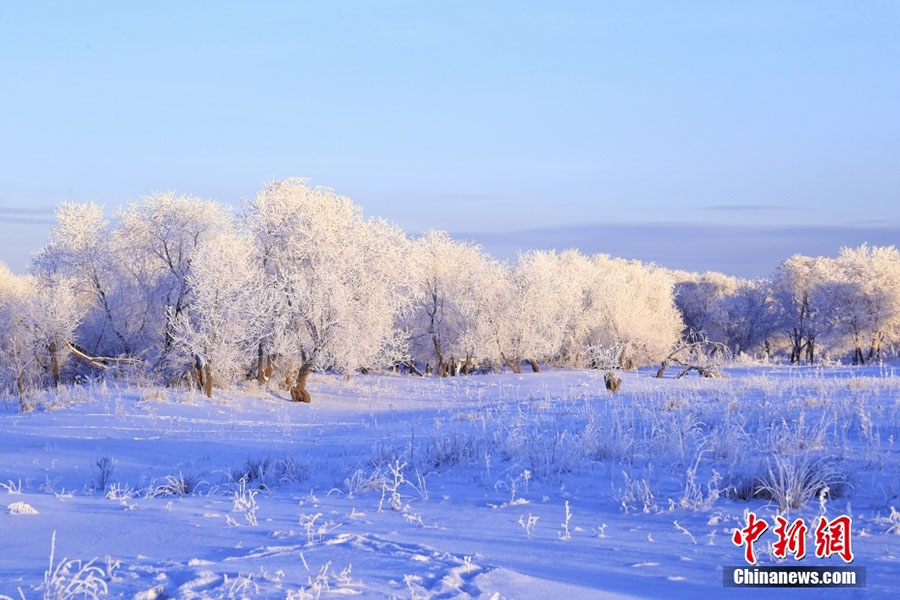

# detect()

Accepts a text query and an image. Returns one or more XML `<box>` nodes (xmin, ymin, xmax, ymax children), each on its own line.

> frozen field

<box><xmin>2</xmin><ymin>367</ymin><xmax>900</xmax><ymax>599</ymax></box>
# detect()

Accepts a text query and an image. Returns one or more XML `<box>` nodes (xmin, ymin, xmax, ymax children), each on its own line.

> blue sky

<box><xmin>1</xmin><ymin>2</ymin><xmax>898</xmax><ymax>276</ymax></box>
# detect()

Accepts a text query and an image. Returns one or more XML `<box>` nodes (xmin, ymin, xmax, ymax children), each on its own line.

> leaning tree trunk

<box><xmin>290</xmin><ymin>363</ymin><xmax>312</xmax><ymax>403</ymax></box>
<box><xmin>501</xmin><ymin>354</ymin><xmax>522</xmax><ymax>374</ymax></box>
<box><xmin>406</xmin><ymin>361</ymin><xmax>423</xmax><ymax>377</ymax></box>
<box><xmin>528</xmin><ymin>359</ymin><xmax>540</xmax><ymax>373</ymax></box>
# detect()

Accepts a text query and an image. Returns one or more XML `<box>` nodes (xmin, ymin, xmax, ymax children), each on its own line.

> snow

<box><xmin>1</xmin><ymin>367</ymin><xmax>899</xmax><ymax>598</ymax></box>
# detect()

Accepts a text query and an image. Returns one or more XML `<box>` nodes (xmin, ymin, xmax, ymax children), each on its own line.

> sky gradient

<box><xmin>1</xmin><ymin>2</ymin><xmax>898</xmax><ymax>276</ymax></box>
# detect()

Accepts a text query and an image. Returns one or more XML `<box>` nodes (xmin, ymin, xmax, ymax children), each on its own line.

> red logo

<box><xmin>814</xmin><ymin>515</ymin><xmax>853</xmax><ymax>563</ymax></box>
<box><xmin>732</xmin><ymin>512</ymin><xmax>854</xmax><ymax>564</ymax></box>
<box><xmin>732</xmin><ymin>512</ymin><xmax>769</xmax><ymax>564</ymax></box>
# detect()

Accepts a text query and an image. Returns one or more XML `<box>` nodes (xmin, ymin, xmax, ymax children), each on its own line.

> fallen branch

<box><xmin>656</xmin><ymin>333</ymin><xmax>730</xmax><ymax>378</ymax></box>
<box><xmin>63</xmin><ymin>340</ymin><xmax>142</xmax><ymax>371</ymax></box>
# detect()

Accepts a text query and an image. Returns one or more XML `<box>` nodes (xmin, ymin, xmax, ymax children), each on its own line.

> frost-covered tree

<box><xmin>169</xmin><ymin>232</ymin><xmax>269</xmax><ymax>397</ymax></box>
<box><xmin>832</xmin><ymin>244</ymin><xmax>900</xmax><ymax>363</ymax></box>
<box><xmin>673</xmin><ymin>271</ymin><xmax>740</xmax><ymax>340</ymax></box>
<box><xmin>32</xmin><ymin>202</ymin><xmax>139</xmax><ymax>357</ymax></box>
<box><xmin>553</xmin><ymin>251</ymin><xmax>683</xmax><ymax>368</ymax></box>
<box><xmin>590</xmin><ymin>256</ymin><xmax>684</xmax><ymax>367</ymax></box>
<box><xmin>0</xmin><ymin>264</ymin><xmax>39</xmax><ymax>399</ymax></box>
<box><xmin>772</xmin><ymin>255</ymin><xmax>837</xmax><ymax>364</ymax></box>
<box><xmin>714</xmin><ymin>278</ymin><xmax>778</xmax><ymax>358</ymax></box>
<box><xmin>0</xmin><ymin>265</ymin><xmax>83</xmax><ymax>395</ymax></box>
<box><xmin>552</xmin><ymin>250</ymin><xmax>601</xmax><ymax>367</ymax></box>
<box><xmin>28</xmin><ymin>274</ymin><xmax>83</xmax><ymax>386</ymax></box>
<box><xmin>405</xmin><ymin>230</ymin><xmax>499</xmax><ymax>375</ymax></box>
<box><xmin>115</xmin><ymin>192</ymin><xmax>231</xmax><ymax>364</ymax></box>
<box><xmin>245</xmin><ymin>178</ymin><xmax>411</xmax><ymax>402</ymax></box>
<box><xmin>491</xmin><ymin>251</ymin><xmax>574</xmax><ymax>373</ymax></box>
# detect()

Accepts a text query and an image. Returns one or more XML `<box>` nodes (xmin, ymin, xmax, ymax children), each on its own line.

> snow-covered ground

<box><xmin>2</xmin><ymin>367</ymin><xmax>899</xmax><ymax>598</ymax></box>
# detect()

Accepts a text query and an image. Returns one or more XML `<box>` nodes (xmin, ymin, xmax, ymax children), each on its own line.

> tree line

<box><xmin>1</xmin><ymin>178</ymin><xmax>898</xmax><ymax>402</ymax></box>
<box><xmin>674</xmin><ymin>245</ymin><xmax>900</xmax><ymax>366</ymax></box>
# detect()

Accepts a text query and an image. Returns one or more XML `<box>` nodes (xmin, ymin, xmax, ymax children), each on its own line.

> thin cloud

<box><xmin>702</xmin><ymin>204</ymin><xmax>796</xmax><ymax>212</ymax></box>
<box><xmin>0</xmin><ymin>204</ymin><xmax>55</xmax><ymax>225</ymax></box>
<box><xmin>847</xmin><ymin>217</ymin><xmax>899</xmax><ymax>227</ymax></box>
<box><xmin>0</xmin><ymin>215</ymin><xmax>56</xmax><ymax>225</ymax></box>
<box><xmin>0</xmin><ymin>205</ymin><xmax>54</xmax><ymax>215</ymax></box>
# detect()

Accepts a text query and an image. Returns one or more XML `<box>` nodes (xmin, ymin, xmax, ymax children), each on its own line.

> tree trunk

<box><xmin>16</xmin><ymin>372</ymin><xmax>25</xmax><ymax>399</ymax></box>
<box><xmin>203</xmin><ymin>363</ymin><xmax>213</xmax><ymax>398</ymax></box>
<box><xmin>868</xmin><ymin>334</ymin><xmax>881</xmax><ymax>362</ymax></box>
<box><xmin>191</xmin><ymin>355</ymin><xmax>203</xmax><ymax>391</ymax></box>
<box><xmin>257</xmin><ymin>344</ymin><xmax>266</xmax><ymax>384</ymax></box>
<box><xmin>96</xmin><ymin>284</ymin><xmax>131</xmax><ymax>356</ymax></box>
<box><xmin>501</xmin><ymin>354</ymin><xmax>522</xmax><ymax>374</ymax></box>
<box><xmin>528</xmin><ymin>359</ymin><xmax>540</xmax><ymax>373</ymax></box>
<box><xmin>789</xmin><ymin>330</ymin><xmax>801</xmax><ymax>364</ymax></box>
<box><xmin>48</xmin><ymin>342</ymin><xmax>61</xmax><ymax>387</ymax></box>
<box><xmin>193</xmin><ymin>366</ymin><xmax>204</xmax><ymax>391</ymax></box>
<box><xmin>432</xmin><ymin>335</ymin><xmax>447</xmax><ymax>377</ymax></box>
<box><xmin>290</xmin><ymin>363</ymin><xmax>312</xmax><ymax>403</ymax></box>
<box><xmin>463</xmin><ymin>356</ymin><xmax>472</xmax><ymax>376</ymax></box>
